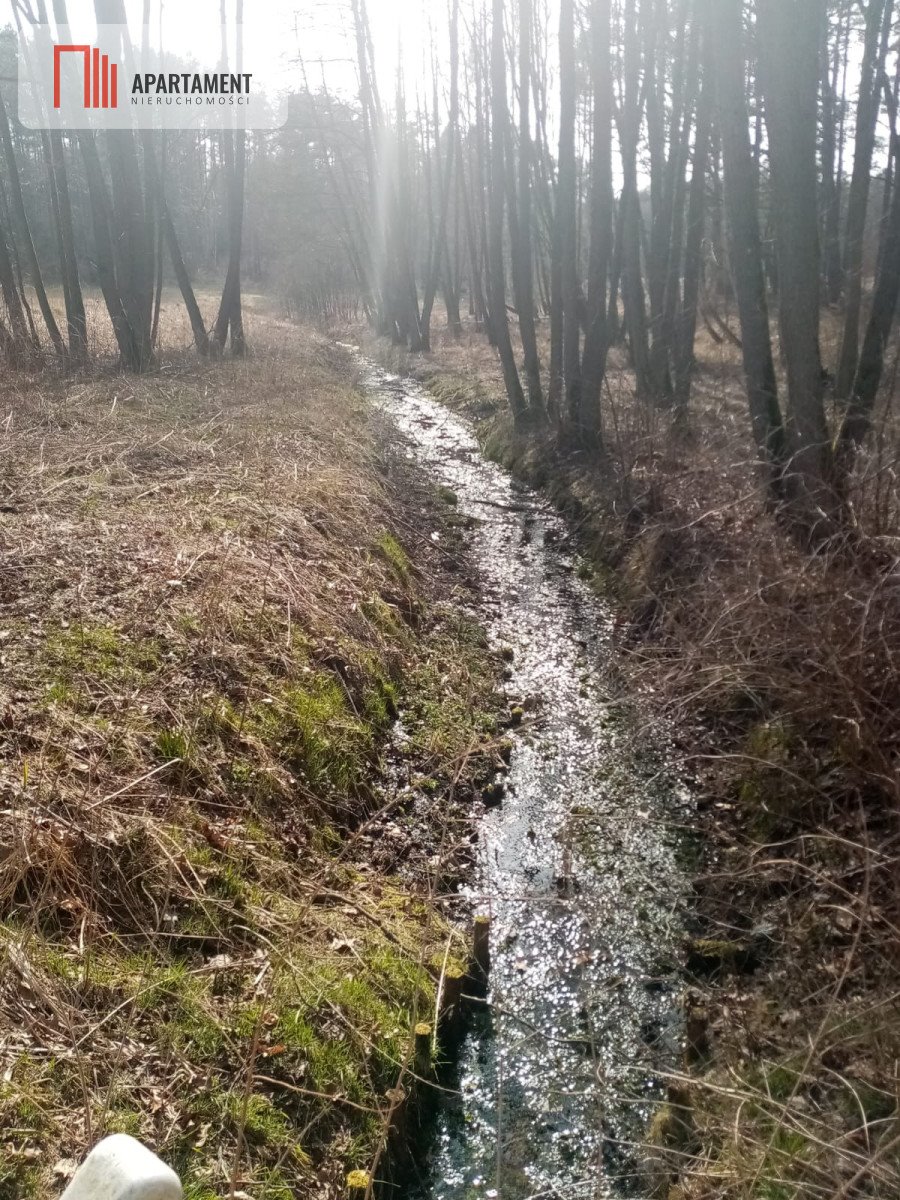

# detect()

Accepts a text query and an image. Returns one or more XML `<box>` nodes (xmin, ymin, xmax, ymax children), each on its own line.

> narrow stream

<box><xmin>358</xmin><ymin>355</ymin><xmax>690</xmax><ymax>1200</ymax></box>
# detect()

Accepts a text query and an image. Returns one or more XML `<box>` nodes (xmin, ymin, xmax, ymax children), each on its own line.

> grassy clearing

<box><xmin>0</xmin><ymin>304</ymin><xmax>502</xmax><ymax>1197</ymax></box>
<box><xmin>362</xmin><ymin>319</ymin><xmax>900</xmax><ymax>1199</ymax></box>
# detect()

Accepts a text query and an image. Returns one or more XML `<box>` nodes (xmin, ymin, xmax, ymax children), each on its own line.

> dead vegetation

<box><xmin>0</xmin><ymin>304</ymin><xmax>504</xmax><ymax>1199</ymax></box>
<box><xmin>365</xmin><ymin>316</ymin><xmax>900</xmax><ymax>1200</ymax></box>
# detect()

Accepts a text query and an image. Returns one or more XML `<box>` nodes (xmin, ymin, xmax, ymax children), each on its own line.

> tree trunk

<box><xmin>558</xmin><ymin>0</ymin><xmax>582</xmax><ymax>428</ymax></box>
<box><xmin>93</xmin><ymin>0</ymin><xmax>155</xmax><ymax>370</ymax></box>
<box><xmin>834</xmin><ymin>0</ymin><xmax>892</xmax><ymax>401</ymax></box>
<box><xmin>673</xmin><ymin>30</ymin><xmax>712</xmax><ymax>410</ymax></box>
<box><xmin>510</xmin><ymin>0</ymin><xmax>545</xmax><ymax>417</ymax></box>
<box><xmin>46</xmin><ymin>130</ymin><xmax>88</xmax><ymax>364</ymax></box>
<box><xmin>0</xmin><ymin>215</ymin><xmax>36</xmax><ymax>362</ymax></box>
<box><xmin>819</xmin><ymin>2</ymin><xmax>847</xmax><ymax>305</ymax></box>
<box><xmin>420</xmin><ymin>3</ymin><xmax>459</xmax><ymax>351</ymax></box>
<box><xmin>837</xmin><ymin>134</ymin><xmax>900</xmax><ymax>462</ymax></box>
<box><xmin>78</xmin><ymin>131</ymin><xmax>143</xmax><ymax>366</ymax></box>
<box><xmin>213</xmin><ymin>0</ymin><xmax>247</xmax><ymax>356</ymax></box>
<box><xmin>489</xmin><ymin>0</ymin><xmax>527</xmax><ymax>423</ymax></box>
<box><xmin>758</xmin><ymin>0</ymin><xmax>835</xmax><ymax>517</ymax></box>
<box><xmin>710</xmin><ymin>0</ymin><xmax>786</xmax><ymax>474</ymax></box>
<box><xmin>580</xmin><ymin>0</ymin><xmax>615</xmax><ymax>437</ymax></box>
<box><xmin>619</xmin><ymin>0</ymin><xmax>652</xmax><ymax>399</ymax></box>
<box><xmin>0</xmin><ymin>88</ymin><xmax>66</xmax><ymax>358</ymax></box>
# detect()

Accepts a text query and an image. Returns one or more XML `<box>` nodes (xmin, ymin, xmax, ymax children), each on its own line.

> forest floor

<box><xmin>0</xmin><ymin>301</ymin><xmax>508</xmax><ymax>1199</ymax></box>
<box><xmin>365</xmin><ymin>318</ymin><xmax>900</xmax><ymax>1200</ymax></box>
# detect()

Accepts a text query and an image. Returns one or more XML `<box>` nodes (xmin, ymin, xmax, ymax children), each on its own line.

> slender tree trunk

<box><xmin>710</xmin><ymin>0</ymin><xmax>786</xmax><ymax>475</ymax></box>
<box><xmin>489</xmin><ymin>0</ymin><xmax>527</xmax><ymax>423</ymax></box>
<box><xmin>213</xmin><ymin>0</ymin><xmax>247</xmax><ymax>356</ymax></box>
<box><xmin>510</xmin><ymin>0</ymin><xmax>545</xmax><ymax>417</ymax></box>
<box><xmin>0</xmin><ymin>183</ymin><xmax>39</xmax><ymax>347</ymax></box>
<box><xmin>46</xmin><ymin>130</ymin><xmax>88</xmax><ymax>364</ymax></box>
<box><xmin>834</xmin><ymin>0</ymin><xmax>892</xmax><ymax>400</ymax></box>
<box><xmin>876</xmin><ymin>58</ymin><xmax>900</xmax><ymax>278</ymax></box>
<box><xmin>581</xmin><ymin>0</ymin><xmax>614</xmax><ymax>437</ymax></box>
<box><xmin>420</xmin><ymin>3</ymin><xmax>459</xmax><ymax>350</ymax></box>
<box><xmin>0</xmin><ymin>216</ymin><xmax>35</xmax><ymax>362</ymax></box>
<box><xmin>819</xmin><ymin>2</ymin><xmax>846</xmax><ymax>305</ymax></box>
<box><xmin>837</xmin><ymin>134</ymin><xmax>900</xmax><ymax>462</ymax></box>
<box><xmin>646</xmin><ymin>0</ymin><xmax>689</xmax><ymax>402</ymax></box>
<box><xmin>0</xmin><ymin>89</ymin><xmax>66</xmax><ymax>358</ymax></box>
<box><xmin>758</xmin><ymin>0</ymin><xmax>835</xmax><ymax>516</ymax></box>
<box><xmin>93</xmin><ymin>0</ymin><xmax>155</xmax><ymax>370</ymax></box>
<box><xmin>558</xmin><ymin>0</ymin><xmax>582</xmax><ymax>427</ymax></box>
<box><xmin>674</xmin><ymin>35</ymin><xmax>712</xmax><ymax>410</ymax></box>
<box><xmin>78</xmin><ymin>131</ymin><xmax>142</xmax><ymax>365</ymax></box>
<box><xmin>619</xmin><ymin>0</ymin><xmax>652</xmax><ymax>399</ymax></box>
<box><xmin>444</xmin><ymin>17</ymin><xmax>464</xmax><ymax>340</ymax></box>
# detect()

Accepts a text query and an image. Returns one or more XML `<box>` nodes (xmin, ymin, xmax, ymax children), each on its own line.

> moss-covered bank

<box><xmin>0</xmin><ymin>319</ymin><xmax>505</xmax><ymax>1198</ymax></box>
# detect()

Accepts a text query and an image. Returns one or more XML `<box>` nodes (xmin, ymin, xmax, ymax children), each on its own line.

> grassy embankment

<box><xmin>0</xmin><ymin>304</ymin><xmax>505</xmax><ymax>1198</ymax></box>
<box><xmin>365</xmin><ymin>320</ymin><xmax>900</xmax><ymax>1200</ymax></box>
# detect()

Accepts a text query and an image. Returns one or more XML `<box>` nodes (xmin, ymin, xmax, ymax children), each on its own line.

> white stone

<box><xmin>60</xmin><ymin>1135</ymin><xmax>182</xmax><ymax>1200</ymax></box>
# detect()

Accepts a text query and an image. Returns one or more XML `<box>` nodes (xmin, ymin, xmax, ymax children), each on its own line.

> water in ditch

<box><xmin>356</xmin><ymin>354</ymin><xmax>690</xmax><ymax>1200</ymax></box>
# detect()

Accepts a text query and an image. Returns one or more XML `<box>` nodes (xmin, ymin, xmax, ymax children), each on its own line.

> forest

<box><xmin>1</xmin><ymin>0</ymin><xmax>899</xmax><ymax>1199</ymax></box>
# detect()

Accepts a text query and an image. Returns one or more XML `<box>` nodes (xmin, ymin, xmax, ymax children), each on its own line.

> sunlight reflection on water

<box><xmin>363</xmin><ymin>359</ymin><xmax>690</xmax><ymax>1200</ymax></box>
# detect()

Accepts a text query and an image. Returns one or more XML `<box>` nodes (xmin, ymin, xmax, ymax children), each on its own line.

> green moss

<box><xmin>429</xmin><ymin>952</ymin><xmax>466</xmax><ymax>981</ymax></box>
<box><xmin>402</xmin><ymin>612</ymin><xmax>499</xmax><ymax>772</ymax></box>
<box><xmin>181</xmin><ymin>1184</ymin><xmax>220</xmax><ymax>1200</ymax></box>
<box><xmin>159</xmin><ymin>992</ymin><xmax>227</xmax><ymax>1061</ymax></box>
<box><xmin>176</xmin><ymin>612</ymin><xmax>202</xmax><ymax>636</ymax></box>
<box><xmin>248</xmin><ymin>674</ymin><xmax>374</xmax><ymax>797</ymax></box>
<box><xmin>375</xmin><ymin>531</ymin><xmax>411</xmax><ymax>580</ymax></box>
<box><xmin>761</xmin><ymin>1063</ymin><xmax>800</xmax><ymax>1103</ymax></box>
<box><xmin>0</xmin><ymin>1162</ymin><xmax>40</xmax><ymax>1200</ymax></box>
<box><xmin>735</xmin><ymin>717</ymin><xmax>812</xmax><ymax>838</ymax></box>
<box><xmin>840</xmin><ymin>1079</ymin><xmax>897</xmax><ymax>1123</ymax></box>
<box><xmin>686</xmin><ymin>937</ymin><xmax>757</xmax><ymax>976</ymax></box>
<box><xmin>104</xmin><ymin>1104</ymin><xmax>143</xmax><ymax>1137</ymax></box>
<box><xmin>255</xmin><ymin>1168</ymin><xmax>296</xmax><ymax>1200</ymax></box>
<box><xmin>44</xmin><ymin>622</ymin><xmax>160</xmax><ymax>683</ymax></box>
<box><xmin>745</xmin><ymin>718</ymin><xmax>795</xmax><ymax>760</ymax></box>
<box><xmin>362</xmin><ymin>673</ymin><xmax>400</xmax><ymax>730</ymax></box>
<box><xmin>227</xmin><ymin>1093</ymin><xmax>292</xmax><ymax>1147</ymax></box>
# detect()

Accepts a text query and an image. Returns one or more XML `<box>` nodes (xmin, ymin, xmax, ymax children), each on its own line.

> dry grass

<box><xmin>364</xmin><ymin>312</ymin><xmax>900</xmax><ymax>1200</ymax></box>
<box><xmin>0</xmin><ymin>301</ymin><xmax>504</xmax><ymax>1198</ymax></box>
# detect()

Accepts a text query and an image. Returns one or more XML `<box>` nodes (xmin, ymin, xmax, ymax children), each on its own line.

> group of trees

<box><xmin>0</xmin><ymin>0</ymin><xmax>248</xmax><ymax>370</ymax></box>
<box><xmin>308</xmin><ymin>0</ymin><xmax>900</xmax><ymax>533</ymax></box>
<box><xmin>3</xmin><ymin>0</ymin><xmax>900</xmax><ymax>537</ymax></box>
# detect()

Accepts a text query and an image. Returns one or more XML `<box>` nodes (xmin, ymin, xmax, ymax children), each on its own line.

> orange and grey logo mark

<box><xmin>53</xmin><ymin>44</ymin><xmax>118</xmax><ymax>109</ymax></box>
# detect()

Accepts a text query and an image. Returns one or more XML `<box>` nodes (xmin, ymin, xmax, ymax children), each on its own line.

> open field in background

<box><xmin>0</xmin><ymin>302</ymin><xmax>506</xmax><ymax>1199</ymax></box>
<box><xmin>363</xmin><ymin>310</ymin><xmax>900</xmax><ymax>1200</ymax></box>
